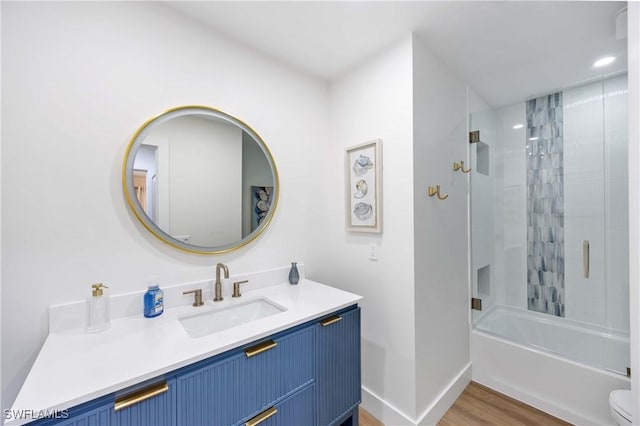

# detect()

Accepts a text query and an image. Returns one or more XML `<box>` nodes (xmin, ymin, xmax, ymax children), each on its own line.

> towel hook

<box><xmin>453</xmin><ymin>161</ymin><xmax>471</xmax><ymax>173</ymax></box>
<box><xmin>428</xmin><ymin>185</ymin><xmax>448</xmax><ymax>200</ymax></box>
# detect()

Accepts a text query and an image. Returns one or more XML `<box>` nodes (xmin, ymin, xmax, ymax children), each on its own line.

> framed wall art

<box><xmin>345</xmin><ymin>139</ymin><xmax>382</xmax><ymax>233</ymax></box>
<box><xmin>251</xmin><ymin>186</ymin><xmax>273</xmax><ymax>232</ymax></box>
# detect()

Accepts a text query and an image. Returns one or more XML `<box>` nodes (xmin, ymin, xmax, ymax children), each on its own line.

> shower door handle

<box><xmin>583</xmin><ymin>240</ymin><xmax>589</xmax><ymax>278</ymax></box>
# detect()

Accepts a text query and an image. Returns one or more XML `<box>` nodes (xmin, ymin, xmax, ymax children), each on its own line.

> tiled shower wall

<box><xmin>526</xmin><ymin>93</ymin><xmax>565</xmax><ymax>316</ymax></box>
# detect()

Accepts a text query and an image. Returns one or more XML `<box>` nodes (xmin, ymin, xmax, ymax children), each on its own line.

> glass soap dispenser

<box><xmin>86</xmin><ymin>283</ymin><xmax>110</xmax><ymax>333</ymax></box>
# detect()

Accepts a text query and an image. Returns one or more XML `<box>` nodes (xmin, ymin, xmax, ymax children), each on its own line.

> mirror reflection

<box><xmin>124</xmin><ymin>106</ymin><xmax>278</xmax><ymax>254</ymax></box>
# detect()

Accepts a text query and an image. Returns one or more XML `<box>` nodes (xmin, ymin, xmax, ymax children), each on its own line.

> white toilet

<box><xmin>609</xmin><ymin>389</ymin><xmax>632</xmax><ymax>425</ymax></box>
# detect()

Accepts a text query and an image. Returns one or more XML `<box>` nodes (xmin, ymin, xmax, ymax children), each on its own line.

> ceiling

<box><xmin>167</xmin><ymin>1</ymin><xmax>628</xmax><ymax>107</ymax></box>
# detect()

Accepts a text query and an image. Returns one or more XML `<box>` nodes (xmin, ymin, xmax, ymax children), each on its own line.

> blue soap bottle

<box><xmin>144</xmin><ymin>284</ymin><xmax>164</xmax><ymax>318</ymax></box>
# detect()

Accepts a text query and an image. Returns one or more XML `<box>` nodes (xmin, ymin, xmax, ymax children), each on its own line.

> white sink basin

<box><xmin>179</xmin><ymin>298</ymin><xmax>286</xmax><ymax>338</ymax></box>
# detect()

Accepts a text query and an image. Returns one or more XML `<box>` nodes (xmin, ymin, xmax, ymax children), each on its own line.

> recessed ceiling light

<box><xmin>529</xmin><ymin>137</ymin><xmax>539</xmax><ymax>141</ymax></box>
<box><xmin>513</xmin><ymin>124</ymin><xmax>524</xmax><ymax>129</ymax></box>
<box><xmin>593</xmin><ymin>56</ymin><xmax>616</xmax><ymax>68</ymax></box>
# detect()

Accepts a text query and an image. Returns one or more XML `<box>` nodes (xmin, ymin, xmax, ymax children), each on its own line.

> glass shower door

<box><xmin>468</xmin><ymin>107</ymin><xmax>498</xmax><ymax>324</ymax></box>
<box><xmin>468</xmin><ymin>74</ymin><xmax>630</xmax><ymax>374</ymax></box>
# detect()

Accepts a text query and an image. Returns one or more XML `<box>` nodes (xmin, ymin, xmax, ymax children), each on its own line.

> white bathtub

<box><xmin>472</xmin><ymin>305</ymin><xmax>630</xmax><ymax>425</ymax></box>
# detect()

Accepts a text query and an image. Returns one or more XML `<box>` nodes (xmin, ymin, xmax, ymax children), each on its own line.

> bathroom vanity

<box><xmin>10</xmin><ymin>278</ymin><xmax>362</xmax><ymax>426</ymax></box>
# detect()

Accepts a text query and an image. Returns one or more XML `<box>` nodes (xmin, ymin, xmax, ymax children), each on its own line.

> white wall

<box><xmin>315</xmin><ymin>35</ymin><xmax>418</xmax><ymax>422</ymax></box>
<box><xmin>412</xmin><ymin>35</ymin><xmax>471</xmax><ymax>423</ymax></box>
<box><xmin>1</xmin><ymin>1</ymin><xmax>328</xmax><ymax>411</ymax></box>
<box><xmin>0</xmin><ymin>0</ymin><xmax>3</xmax><ymax>411</ymax></box>
<box><xmin>628</xmin><ymin>3</ymin><xmax>640</xmax><ymax>422</ymax></box>
<box><xmin>309</xmin><ymin>33</ymin><xmax>471</xmax><ymax>424</ymax></box>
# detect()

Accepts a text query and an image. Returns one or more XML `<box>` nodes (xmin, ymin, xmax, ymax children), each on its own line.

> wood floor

<box><xmin>359</xmin><ymin>406</ymin><xmax>385</xmax><ymax>426</ymax></box>
<box><xmin>359</xmin><ymin>382</ymin><xmax>571</xmax><ymax>426</ymax></box>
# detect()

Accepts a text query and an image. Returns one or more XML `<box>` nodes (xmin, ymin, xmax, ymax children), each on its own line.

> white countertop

<box><xmin>9</xmin><ymin>279</ymin><xmax>362</xmax><ymax>425</ymax></box>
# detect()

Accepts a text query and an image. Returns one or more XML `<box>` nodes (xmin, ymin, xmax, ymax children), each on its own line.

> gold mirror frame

<box><xmin>122</xmin><ymin>105</ymin><xmax>279</xmax><ymax>255</ymax></box>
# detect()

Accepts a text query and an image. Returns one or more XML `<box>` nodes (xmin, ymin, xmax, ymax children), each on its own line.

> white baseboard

<box><xmin>416</xmin><ymin>363</ymin><xmax>472</xmax><ymax>425</ymax></box>
<box><xmin>361</xmin><ymin>385</ymin><xmax>415</xmax><ymax>426</ymax></box>
<box><xmin>360</xmin><ymin>363</ymin><xmax>472</xmax><ymax>426</ymax></box>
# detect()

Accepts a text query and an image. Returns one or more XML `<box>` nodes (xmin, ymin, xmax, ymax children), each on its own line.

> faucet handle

<box><xmin>183</xmin><ymin>289</ymin><xmax>204</xmax><ymax>307</ymax></box>
<box><xmin>232</xmin><ymin>280</ymin><xmax>249</xmax><ymax>298</ymax></box>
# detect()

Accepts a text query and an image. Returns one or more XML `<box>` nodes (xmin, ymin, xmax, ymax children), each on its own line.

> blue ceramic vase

<box><xmin>288</xmin><ymin>262</ymin><xmax>299</xmax><ymax>285</ymax></box>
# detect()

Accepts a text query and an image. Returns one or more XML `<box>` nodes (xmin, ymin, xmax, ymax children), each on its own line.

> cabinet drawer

<box><xmin>241</xmin><ymin>383</ymin><xmax>315</xmax><ymax>426</ymax></box>
<box><xmin>239</xmin><ymin>324</ymin><xmax>315</xmax><ymax>405</ymax></box>
<box><xmin>177</xmin><ymin>324</ymin><xmax>315</xmax><ymax>426</ymax></box>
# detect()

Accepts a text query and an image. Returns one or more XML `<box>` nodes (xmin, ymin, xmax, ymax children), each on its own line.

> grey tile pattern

<box><xmin>526</xmin><ymin>93</ymin><xmax>565</xmax><ymax>317</ymax></box>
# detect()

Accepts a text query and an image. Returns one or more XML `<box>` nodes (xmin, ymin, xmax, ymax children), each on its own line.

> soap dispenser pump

<box><xmin>86</xmin><ymin>283</ymin><xmax>110</xmax><ymax>333</ymax></box>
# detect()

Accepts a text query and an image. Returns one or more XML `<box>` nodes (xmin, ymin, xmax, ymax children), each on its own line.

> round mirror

<box><xmin>122</xmin><ymin>106</ymin><xmax>279</xmax><ymax>254</ymax></box>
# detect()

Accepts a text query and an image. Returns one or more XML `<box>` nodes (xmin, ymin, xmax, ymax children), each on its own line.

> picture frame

<box><xmin>345</xmin><ymin>139</ymin><xmax>382</xmax><ymax>233</ymax></box>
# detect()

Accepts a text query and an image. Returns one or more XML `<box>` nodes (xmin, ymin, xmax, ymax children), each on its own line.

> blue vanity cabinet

<box><xmin>25</xmin><ymin>305</ymin><xmax>360</xmax><ymax>426</ymax></box>
<box><xmin>59</xmin><ymin>404</ymin><xmax>111</xmax><ymax>426</ymax></box>
<box><xmin>316</xmin><ymin>307</ymin><xmax>361</xmax><ymax>426</ymax></box>
<box><xmin>24</xmin><ymin>398</ymin><xmax>112</xmax><ymax>426</ymax></box>
<box><xmin>176</xmin><ymin>323</ymin><xmax>316</xmax><ymax>426</ymax></box>
<box><xmin>112</xmin><ymin>378</ymin><xmax>176</xmax><ymax>426</ymax></box>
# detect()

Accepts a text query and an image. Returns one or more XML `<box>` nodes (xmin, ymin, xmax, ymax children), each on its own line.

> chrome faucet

<box><xmin>214</xmin><ymin>263</ymin><xmax>229</xmax><ymax>302</ymax></box>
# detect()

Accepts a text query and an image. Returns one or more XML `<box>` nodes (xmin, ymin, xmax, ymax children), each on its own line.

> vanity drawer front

<box><xmin>177</xmin><ymin>324</ymin><xmax>315</xmax><ymax>426</ymax></box>
<box><xmin>176</xmin><ymin>352</ymin><xmax>244</xmax><ymax>426</ymax></box>
<box><xmin>239</xmin><ymin>324</ymin><xmax>315</xmax><ymax>406</ymax></box>
<box><xmin>240</xmin><ymin>383</ymin><xmax>315</xmax><ymax>426</ymax></box>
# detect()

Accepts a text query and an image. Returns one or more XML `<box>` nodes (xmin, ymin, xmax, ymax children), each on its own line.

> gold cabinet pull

<box><xmin>244</xmin><ymin>339</ymin><xmax>277</xmax><ymax>358</ymax></box>
<box><xmin>114</xmin><ymin>381</ymin><xmax>169</xmax><ymax>411</ymax></box>
<box><xmin>320</xmin><ymin>315</ymin><xmax>342</xmax><ymax>327</ymax></box>
<box><xmin>245</xmin><ymin>406</ymin><xmax>277</xmax><ymax>426</ymax></box>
